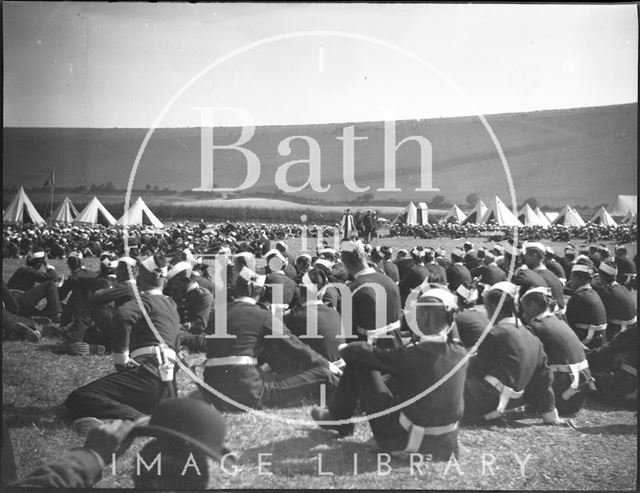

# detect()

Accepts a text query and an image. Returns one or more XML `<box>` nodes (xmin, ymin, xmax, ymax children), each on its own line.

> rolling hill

<box><xmin>3</xmin><ymin>103</ymin><xmax>636</xmax><ymax>207</ymax></box>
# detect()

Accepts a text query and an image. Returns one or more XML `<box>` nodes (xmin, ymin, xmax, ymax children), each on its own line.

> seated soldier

<box><xmin>2</xmin><ymin>280</ymin><xmax>41</xmax><ymax>342</ymax></box>
<box><xmin>587</xmin><ymin>321</ymin><xmax>637</xmax><ymax>404</ymax></box>
<box><xmin>58</xmin><ymin>252</ymin><xmax>111</xmax><ymax>354</ymax></box>
<box><xmin>594</xmin><ymin>260</ymin><xmax>637</xmax><ymax>341</ymax></box>
<box><xmin>566</xmin><ymin>263</ymin><xmax>608</xmax><ymax>349</ymax></box>
<box><xmin>165</xmin><ymin>261</ymin><xmax>213</xmax><ymax>335</ymax></box>
<box><xmin>263</xmin><ymin>249</ymin><xmax>299</xmax><ymax>310</ymax></box>
<box><xmin>293</xmin><ymin>253</ymin><xmax>312</xmax><ymax>283</ymax></box>
<box><xmin>522</xmin><ymin>242</ymin><xmax>565</xmax><ymax>314</ymax></box>
<box><xmin>340</xmin><ymin>240</ymin><xmax>402</xmax><ymax>349</ymax></box>
<box><xmin>463</xmin><ymin>282</ymin><xmax>564</xmax><ymax>425</ymax></box>
<box><xmin>398</xmin><ymin>249</ymin><xmax>430</xmax><ymax>306</ymax></box>
<box><xmin>199</xmin><ymin>267</ymin><xmax>340</xmax><ymax>412</ymax></box>
<box><xmin>520</xmin><ymin>287</ymin><xmax>594</xmax><ymax>416</ymax></box>
<box><xmin>283</xmin><ymin>268</ymin><xmax>345</xmax><ymax>362</ymax></box>
<box><xmin>6</xmin><ymin>249</ymin><xmax>62</xmax><ymax>323</ymax></box>
<box><xmin>470</xmin><ymin>250</ymin><xmax>506</xmax><ymax>300</ymax></box>
<box><xmin>446</xmin><ymin>248</ymin><xmax>472</xmax><ymax>294</ymax></box>
<box><xmin>311</xmin><ymin>287</ymin><xmax>467</xmax><ymax>461</ymax></box>
<box><xmin>86</xmin><ymin>256</ymin><xmax>138</xmax><ymax>351</ymax></box>
<box><xmin>65</xmin><ymin>255</ymin><xmax>181</xmax><ymax>429</ymax></box>
<box><xmin>453</xmin><ymin>284</ymin><xmax>490</xmax><ymax>349</ymax></box>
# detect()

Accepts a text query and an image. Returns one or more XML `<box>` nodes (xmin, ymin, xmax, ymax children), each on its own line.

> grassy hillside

<box><xmin>3</xmin><ymin>103</ymin><xmax>637</xmax><ymax>207</ymax></box>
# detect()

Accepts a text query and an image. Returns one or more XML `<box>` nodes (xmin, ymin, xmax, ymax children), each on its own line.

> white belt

<box><xmin>269</xmin><ymin>303</ymin><xmax>290</xmax><ymax>314</ymax></box>
<box><xmin>204</xmin><ymin>355</ymin><xmax>258</xmax><ymax>367</ymax></box>
<box><xmin>549</xmin><ymin>360</ymin><xmax>590</xmax><ymax>399</ymax></box>
<box><xmin>609</xmin><ymin>316</ymin><xmax>637</xmax><ymax>331</ymax></box>
<box><xmin>333</xmin><ymin>358</ymin><xmax>346</xmax><ymax>370</ymax></box>
<box><xmin>357</xmin><ymin>321</ymin><xmax>401</xmax><ymax>344</ymax></box>
<box><xmin>574</xmin><ymin>323</ymin><xmax>607</xmax><ymax>345</ymax></box>
<box><xmin>130</xmin><ymin>345</ymin><xmax>177</xmax><ymax>362</ymax></box>
<box><xmin>554</xmin><ymin>306</ymin><xmax>566</xmax><ymax>316</ymax></box>
<box><xmin>483</xmin><ymin>375</ymin><xmax>524</xmax><ymax>420</ymax></box>
<box><xmin>398</xmin><ymin>412</ymin><xmax>458</xmax><ymax>452</ymax></box>
<box><xmin>620</xmin><ymin>363</ymin><xmax>637</xmax><ymax>377</ymax></box>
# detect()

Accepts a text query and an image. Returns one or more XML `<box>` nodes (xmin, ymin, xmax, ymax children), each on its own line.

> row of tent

<box><xmin>393</xmin><ymin>195</ymin><xmax>637</xmax><ymax>227</ymax></box>
<box><xmin>3</xmin><ymin>187</ymin><xmax>163</xmax><ymax>228</ymax></box>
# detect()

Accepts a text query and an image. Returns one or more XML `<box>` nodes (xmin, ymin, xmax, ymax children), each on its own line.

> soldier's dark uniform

<box><xmin>59</xmin><ymin>267</ymin><xmax>110</xmax><ymax>341</ymax></box>
<box><xmin>463</xmin><ymin>317</ymin><xmax>556</xmax><ymax>422</ymax></box>
<box><xmin>7</xmin><ymin>264</ymin><xmax>62</xmax><ymax>320</ymax></box>
<box><xmin>178</xmin><ymin>284</ymin><xmax>214</xmax><ymax>334</ymax></box>
<box><xmin>395</xmin><ymin>257</ymin><xmax>416</xmax><ymax>281</ymax></box>
<box><xmin>345</xmin><ymin>267</ymin><xmax>402</xmax><ymax>348</ymax></box>
<box><xmin>587</xmin><ymin>324</ymin><xmax>637</xmax><ymax>403</ymax></box>
<box><xmin>86</xmin><ymin>280</ymin><xmax>136</xmax><ymax>350</ymax></box>
<box><xmin>566</xmin><ymin>284</ymin><xmax>608</xmax><ymax>349</ymax></box>
<box><xmin>513</xmin><ymin>267</ymin><xmax>548</xmax><ymax>294</ymax></box>
<box><xmin>66</xmin><ymin>289</ymin><xmax>181</xmax><ymax>421</ymax></box>
<box><xmin>445</xmin><ymin>262</ymin><xmax>472</xmax><ymax>293</ymax></box>
<box><xmin>264</xmin><ymin>271</ymin><xmax>299</xmax><ymax>309</ymax></box>
<box><xmin>193</xmin><ymin>273</ymin><xmax>216</xmax><ymax>294</ymax></box>
<box><xmin>595</xmin><ymin>281</ymin><xmax>637</xmax><ymax>340</ymax></box>
<box><xmin>398</xmin><ymin>264</ymin><xmax>430</xmax><ymax>306</ymax></box>
<box><xmin>614</xmin><ymin>253</ymin><xmax>637</xmax><ymax>288</ymax></box>
<box><xmin>383</xmin><ymin>261</ymin><xmax>400</xmax><ymax>284</ymax></box>
<box><xmin>454</xmin><ymin>308</ymin><xmax>490</xmax><ymax>349</ymax></box>
<box><xmin>201</xmin><ymin>297</ymin><xmax>337</xmax><ymax>411</ymax></box>
<box><xmin>325</xmin><ymin>338</ymin><xmax>467</xmax><ymax>461</ymax></box>
<box><xmin>471</xmin><ymin>263</ymin><xmax>506</xmax><ymax>287</ymax></box>
<box><xmin>545</xmin><ymin>257</ymin><xmax>566</xmax><ymax>281</ymax></box>
<box><xmin>526</xmin><ymin>312</ymin><xmax>593</xmax><ymax>415</ymax></box>
<box><xmin>426</xmin><ymin>261</ymin><xmax>448</xmax><ymax>286</ymax></box>
<box><xmin>533</xmin><ymin>266</ymin><xmax>565</xmax><ymax>310</ymax></box>
<box><xmin>284</xmin><ymin>301</ymin><xmax>345</xmax><ymax>361</ymax></box>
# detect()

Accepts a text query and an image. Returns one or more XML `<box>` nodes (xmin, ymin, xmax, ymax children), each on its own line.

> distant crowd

<box><xmin>2</xmin><ymin>217</ymin><xmax>637</xmax><ymax>262</ymax></box>
<box><xmin>389</xmin><ymin>222</ymin><xmax>637</xmax><ymax>243</ymax></box>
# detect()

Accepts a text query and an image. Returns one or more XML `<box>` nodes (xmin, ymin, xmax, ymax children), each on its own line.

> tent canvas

<box><xmin>518</xmin><ymin>203</ymin><xmax>546</xmax><ymax>226</ymax></box>
<box><xmin>392</xmin><ymin>202</ymin><xmax>418</xmax><ymax>225</ymax></box>
<box><xmin>460</xmin><ymin>200</ymin><xmax>488</xmax><ymax>225</ymax></box>
<box><xmin>480</xmin><ymin>196</ymin><xmax>523</xmax><ymax>227</ymax></box>
<box><xmin>117</xmin><ymin>197</ymin><xmax>164</xmax><ymax>228</ymax></box>
<box><xmin>415</xmin><ymin>202</ymin><xmax>429</xmax><ymax>225</ymax></box>
<box><xmin>545</xmin><ymin>212</ymin><xmax>559</xmax><ymax>223</ymax></box>
<box><xmin>621</xmin><ymin>210</ymin><xmax>637</xmax><ymax>224</ymax></box>
<box><xmin>50</xmin><ymin>196</ymin><xmax>79</xmax><ymax>224</ymax></box>
<box><xmin>442</xmin><ymin>204</ymin><xmax>467</xmax><ymax>224</ymax></box>
<box><xmin>2</xmin><ymin>186</ymin><xmax>45</xmax><ymax>225</ymax></box>
<box><xmin>608</xmin><ymin>195</ymin><xmax>637</xmax><ymax>217</ymax></box>
<box><xmin>589</xmin><ymin>206</ymin><xmax>617</xmax><ymax>226</ymax></box>
<box><xmin>552</xmin><ymin>205</ymin><xmax>586</xmax><ymax>227</ymax></box>
<box><xmin>534</xmin><ymin>206</ymin><xmax>552</xmax><ymax>227</ymax></box>
<box><xmin>73</xmin><ymin>197</ymin><xmax>117</xmax><ymax>226</ymax></box>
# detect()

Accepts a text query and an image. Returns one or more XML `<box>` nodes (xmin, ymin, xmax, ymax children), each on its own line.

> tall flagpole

<box><xmin>49</xmin><ymin>168</ymin><xmax>55</xmax><ymax>225</ymax></box>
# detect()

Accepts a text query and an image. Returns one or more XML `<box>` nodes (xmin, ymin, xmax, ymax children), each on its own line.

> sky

<box><xmin>3</xmin><ymin>2</ymin><xmax>638</xmax><ymax>127</ymax></box>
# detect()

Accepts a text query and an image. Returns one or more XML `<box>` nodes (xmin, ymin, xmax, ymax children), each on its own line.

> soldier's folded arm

<box><xmin>340</xmin><ymin>342</ymin><xmax>408</xmax><ymax>376</ymax></box>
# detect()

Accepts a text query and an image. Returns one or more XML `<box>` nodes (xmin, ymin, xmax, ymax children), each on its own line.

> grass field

<box><xmin>2</xmin><ymin>236</ymin><xmax>637</xmax><ymax>489</ymax></box>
